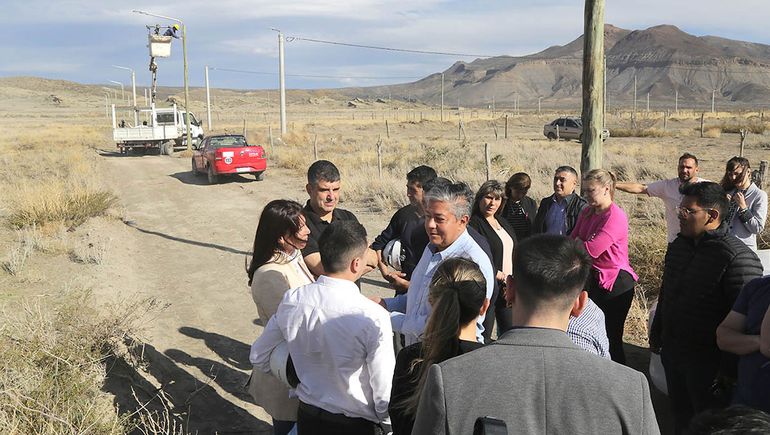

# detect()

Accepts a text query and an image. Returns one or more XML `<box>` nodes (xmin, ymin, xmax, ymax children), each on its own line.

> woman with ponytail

<box><xmin>389</xmin><ymin>257</ymin><xmax>489</xmax><ymax>435</ymax></box>
<box><xmin>571</xmin><ymin>169</ymin><xmax>637</xmax><ymax>365</ymax></box>
<box><xmin>246</xmin><ymin>199</ymin><xmax>313</xmax><ymax>435</ymax></box>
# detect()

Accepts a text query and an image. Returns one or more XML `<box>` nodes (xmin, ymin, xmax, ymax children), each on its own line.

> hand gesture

<box><xmin>734</xmin><ymin>191</ymin><xmax>748</xmax><ymax>210</ymax></box>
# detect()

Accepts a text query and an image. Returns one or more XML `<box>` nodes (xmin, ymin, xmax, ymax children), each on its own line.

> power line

<box><xmin>210</xmin><ymin>66</ymin><xmax>422</xmax><ymax>80</ymax></box>
<box><xmin>287</xmin><ymin>36</ymin><xmax>494</xmax><ymax>58</ymax></box>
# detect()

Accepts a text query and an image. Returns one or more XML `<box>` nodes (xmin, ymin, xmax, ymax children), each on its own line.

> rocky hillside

<box><xmin>345</xmin><ymin>24</ymin><xmax>770</xmax><ymax>109</ymax></box>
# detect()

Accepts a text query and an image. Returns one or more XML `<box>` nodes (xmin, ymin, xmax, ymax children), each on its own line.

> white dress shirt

<box><xmin>250</xmin><ymin>275</ymin><xmax>395</xmax><ymax>424</ymax></box>
<box><xmin>384</xmin><ymin>229</ymin><xmax>495</xmax><ymax>346</ymax></box>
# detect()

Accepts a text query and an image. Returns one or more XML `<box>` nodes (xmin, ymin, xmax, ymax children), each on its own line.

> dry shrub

<box><xmin>720</xmin><ymin>122</ymin><xmax>767</xmax><ymax>135</ymax></box>
<box><xmin>702</xmin><ymin>127</ymin><xmax>722</xmax><ymax>138</ymax></box>
<box><xmin>609</xmin><ymin>128</ymin><xmax>673</xmax><ymax>138</ymax></box>
<box><xmin>7</xmin><ymin>181</ymin><xmax>116</xmax><ymax>229</ymax></box>
<box><xmin>0</xmin><ymin>289</ymin><xmax>161</xmax><ymax>433</ymax></box>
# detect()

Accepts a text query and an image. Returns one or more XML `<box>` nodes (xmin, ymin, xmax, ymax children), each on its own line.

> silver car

<box><xmin>543</xmin><ymin>117</ymin><xmax>609</xmax><ymax>142</ymax></box>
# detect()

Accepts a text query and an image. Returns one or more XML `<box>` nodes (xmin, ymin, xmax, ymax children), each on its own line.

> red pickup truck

<box><xmin>191</xmin><ymin>134</ymin><xmax>267</xmax><ymax>184</ymax></box>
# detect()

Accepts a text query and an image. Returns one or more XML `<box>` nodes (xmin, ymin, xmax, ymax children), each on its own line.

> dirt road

<box><xmin>96</xmin><ymin>150</ymin><xmax>392</xmax><ymax>434</ymax></box>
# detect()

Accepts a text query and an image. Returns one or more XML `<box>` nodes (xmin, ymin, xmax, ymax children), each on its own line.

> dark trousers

<box><xmin>482</xmin><ymin>281</ymin><xmax>500</xmax><ymax>343</ymax></box>
<box><xmin>272</xmin><ymin>419</ymin><xmax>294</xmax><ymax>435</ymax></box>
<box><xmin>588</xmin><ymin>269</ymin><xmax>635</xmax><ymax>364</ymax></box>
<box><xmin>661</xmin><ymin>351</ymin><xmax>721</xmax><ymax>435</ymax></box>
<box><xmin>297</xmin><ymin>402</ymin><xmax>376</xmax><ymax>435</ymax></box>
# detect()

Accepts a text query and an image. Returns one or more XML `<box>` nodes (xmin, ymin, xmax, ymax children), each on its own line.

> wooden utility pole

<box><xmin>580</xmin><ymin>0</ymin><xmax>605</xmax><ymax>174</ymax></box>
<box><xmin>740</xmin><ymin>129</ymin><xmax>748</xmax><ymax>157</ymax></box>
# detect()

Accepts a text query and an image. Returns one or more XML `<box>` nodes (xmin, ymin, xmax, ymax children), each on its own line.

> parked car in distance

<box><xmin>543</xmin><ymin>117</ymin><xmax>609</xmax><ymax>142</ymax></box>
<box><xmin>191</xmin><ymin>134</ymin><xmax>266</xmax><ymax>184</ymax></box>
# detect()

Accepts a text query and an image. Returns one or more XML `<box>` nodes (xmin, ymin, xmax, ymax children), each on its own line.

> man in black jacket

<box><xmin>372</xmin><ymin>165</ymin><xmax>437</xmax><ymax>293</ymax></box>
<box><xmin>650</xmin><ymin>182</ymin><xmax>762</xmax><ymax>434</ymax></box>
<box><xmin>533</xmin><ymin>166</ymin><xmax>587</xmax><ymax>235</ymax></box>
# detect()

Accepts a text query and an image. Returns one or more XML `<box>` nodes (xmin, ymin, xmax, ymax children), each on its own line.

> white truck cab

<box><xmin>112</xmin><ymin>103</ymin><xmax>204</xmax><ymax>155</ymax></box>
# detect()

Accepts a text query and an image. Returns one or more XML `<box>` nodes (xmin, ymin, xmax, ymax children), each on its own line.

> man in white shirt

<box><xmin>616</xmin><ymin>152</ymin><xmax>707</xmax><ymax>243</ymax></box>
<box><xmin>371</xmin><ymin>181</ymin><xmax>495</xmax><ymax>345</ymax></box>
<box><xmin>250</xmin><ymin>220</ymin><xmax>394</xmax><ymax>435</ymax></box>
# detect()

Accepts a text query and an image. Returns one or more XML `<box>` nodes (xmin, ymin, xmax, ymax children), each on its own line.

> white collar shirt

<box><xmin>250</xmin><ymin>275</ymin><xmax>394</xmax><ymax>424</ymax></box>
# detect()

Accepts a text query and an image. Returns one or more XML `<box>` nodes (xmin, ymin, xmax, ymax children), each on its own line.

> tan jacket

<box><xmin>248</xmin><ymin>254</ymin><xmax>313</xmax><ymax>421</ymax></box>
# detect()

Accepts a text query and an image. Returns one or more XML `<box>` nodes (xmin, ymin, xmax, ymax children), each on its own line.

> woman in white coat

<box><xmin>246</xmin><ymin>200</ymin><xmax>313</xmax><ymax>435</ymax></box>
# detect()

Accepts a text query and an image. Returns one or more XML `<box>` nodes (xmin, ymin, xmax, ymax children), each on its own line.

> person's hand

<box><xmin>734</xmin><ymin>191</ymin><xmax>748</xmax><ymax>210</ymax></box>
<box><xmin>495</xmin><ymin>271</ymin><xmax>506</xmax><ymax>282</ymax></box>
<box><xmin>385</xmin><ymin>271</ymin><xmax>409</xmax><ymax>292</ymax></box>
<box><xmin>368</xmin><ymin>295</ymin><xmax>388</xmax><ymax>309</ymax></box>
<box><xmin>378</xmin><ymin>261</ymin><xmax>390</xmax><ymax>278</ymax></box>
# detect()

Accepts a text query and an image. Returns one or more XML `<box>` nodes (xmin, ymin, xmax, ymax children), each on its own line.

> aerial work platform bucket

<box><xmin>148</xmin><ymin>35</ymin><xmax>173</xmax><ymax>58</ymax></box>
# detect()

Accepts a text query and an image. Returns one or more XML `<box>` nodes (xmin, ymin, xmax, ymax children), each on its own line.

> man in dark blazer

<box><xmin>412</xmin><ymin>235</ymin><xmax>660</xmax><ymax>435</ymax></box>
<box><xmin>533</xmin><ymin>166</ymin><xmax>587</xmax><ymax>235</ymax></box>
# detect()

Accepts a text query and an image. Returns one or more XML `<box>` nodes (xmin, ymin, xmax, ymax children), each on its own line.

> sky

<box><xmin>2</xmin><ymin>0</ymin><xmax>769</xmax><ymax>91</ymax></box>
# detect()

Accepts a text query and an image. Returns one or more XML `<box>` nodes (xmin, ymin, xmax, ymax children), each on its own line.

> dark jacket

<box><xmin>650</xmin><ymin>225</ymin><xmax>762</xmax><ymax>364</ymax></box>
<box><xmin>500</xmin><ymin>196</ymin><xmax>537</xmax><ymax>240</ymax></box>
<box><xmin>533</xmin><ymin>192</ymin><xmax>587</xmax><ymax>235</ymax></box>
<box><xmin>468</xmin><ymin>215</ymin><xmax>517</xmax><ymax>278</ymax></box>
<box><xmin>371</xmin><ymin>204</ymin><xmax>422</xmax><ymax>279</ymax></box>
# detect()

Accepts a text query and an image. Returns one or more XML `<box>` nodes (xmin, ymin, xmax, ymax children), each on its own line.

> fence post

<box><xmin>243</xmin><ymin>118</ymin><xmax>247</xmax><ymax>136</ymax></box>
<box><xmin>313</xmin><ymin>134</ymin><xmax>318</xmax><ymax>161</ymax></box>
<box><xmin>484</xmin><ymin>143</ymin><xmax>491</xmax><ymax>181</ymax></box>
<box><xmin>758</xmin><ymin>160</ymin><xmax>768</xmax><ymax>189</ymax></box>
<box><xmin>740</xmin><ymin>129</ymin><xmax>748</xmax><ymax>157</ymax></box>
<box><xmin>385</xmin><ymin>120</ymin><xmax>390</xmax><ymax>139</ymax></box>
<box><xmin>556</xmin><ymin>124</ymin><xmax>560</xmax><ymax>140</ymax></box>
<box><xmin>377</xmin><ymin>137</ymin><xmax>383</xmax><ymax>180</ymax></box>
<box><xmin>268</xmin><ymin>125</ymin><xmax>274</xmax><ymax>155</ymax></box>
<box><xmin>700</xmin><ymin>113</ymin><xmax>705</xmax><ymax>138</ymax></box>
<box><xmin>504</xmin><ymin>115</ymin><xmax>509</xmax><ymax>139</ymax></box>
<box><xmin>493</xmin><ymin>123</ymin><xmax>499</xmax><ymax>141</ymax></box>
<box><xmin>663</xmin><ymin>111</ymin><xmax>668</xmax><ymax>130</ymax></box>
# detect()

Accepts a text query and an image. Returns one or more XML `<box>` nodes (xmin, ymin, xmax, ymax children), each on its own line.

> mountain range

<box><xmin>346</xmin><ymin>24</ymin><xmax>770</xmax><ymax>109</ymax></box>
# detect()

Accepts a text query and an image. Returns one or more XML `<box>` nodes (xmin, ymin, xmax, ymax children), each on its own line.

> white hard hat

<box><xmin>269</xmin><ymin>341</ymin><xmax>293</xmax><ymax>388</ymax></box>
<box><xmin>383</xmin><ymin>239</ymin><xmax>404</xmax><ymax>272</ymax></box>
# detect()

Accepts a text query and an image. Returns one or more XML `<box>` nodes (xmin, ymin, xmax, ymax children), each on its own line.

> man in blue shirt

<box><xmin>533</xmin><ymin>166</ymin><xmax>587</xmax><ymax>235</ymax></box>
<box><xmin>371</xmin><ymin>181</ymin><xmax>495</xmax><ymax>345</ymax></box>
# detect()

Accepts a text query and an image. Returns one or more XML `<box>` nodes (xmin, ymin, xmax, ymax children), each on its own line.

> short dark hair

<box><xmin>679</xmin><ymin>152</ymin><xmax>699</xmax><ymax>166</ymax></box>
<box><xmin>512</xmin><ymin>235</ymin><xmax>592</xmax><ymax>311</ymax></box>
<box><xmin>681</xmin><ymin>182</ymin><xmax>729</xmax><ymax>223</ymax></box>
<box><xmin>407</xmin><ymin>165</ymin><xmax>437</xmax><ymax>186</ymax></box>
<box><xmin>307</xmin><ymin>160</ymin><xmax>340</xmax><ymax>185</ymax></box>
<box><xmin>423</xmin><ymin>177</ymin><xmax>452</xmax><ymax>194</ymax></box>
<box><xmin>505</xmin><ymin>172</ymin><xmax>532</xmax><ymax>197</ymax></box>
<box><xmin>555</xmin><ymin>166</ymin><xmax>579</xmax><ymax>179</ymax></box>
<box><xmin>686</xmin><ymin>405</ymin><xmax>770</xmax><ymax>435</ymax></box>
<box><xmin>318</xmin><ymin>220</ymin><xmax>368</xmax><ymax>274</ymax></box>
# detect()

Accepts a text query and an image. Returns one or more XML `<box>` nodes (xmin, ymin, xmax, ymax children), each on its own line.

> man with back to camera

<box><xmin>371</xmin><ymin>165</ymin><xmax>437</xmax><ymax>293</ymax></box>
<box><xmin>301</xmin><ymin>160</ymin><xmax>376</xmax><ymax>277</ymax></box>
<box><xmin>412</xmin><ymin>235</ymin><xmax>659</xmax><ymax>435</ymax></box>
<box><xmin>533</xmin><ymin>166</ymin><xmax>586</xmax><ymax>236</ymax></box>
<box><xmin>250</xmin><ymin>221</ymin><xmax>394</xmax><ymax>435</ymax></box>
<box><xmin>370</xmin><ymin>181</ymin><xmax>495</xmax><ymax>346</ymax></box>
<box><xmin>616</xmin><ymin>152</ymin><xmax>707</xmax><ymax>243</ymax></box>
<box><xmin>650</xmin><ymin>182</ymin><xmax>762</xmax><ymax>434</ymax></box>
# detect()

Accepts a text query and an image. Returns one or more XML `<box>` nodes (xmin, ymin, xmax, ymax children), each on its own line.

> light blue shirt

<box><xmin>544</xmin><ymin>194</ymin><xmax>568</xmax><ymax>235</ymax></box>
<box><xmin>384</xmin><ymin>229</ymin><xmax>495</xmax><ymax>345</ymax></box>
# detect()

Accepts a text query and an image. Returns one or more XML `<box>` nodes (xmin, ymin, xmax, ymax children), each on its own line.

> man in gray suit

<box><xmin>412</xmin><ymin>235</ymin><xmax>660</xmax><ymax>435</ymax></box>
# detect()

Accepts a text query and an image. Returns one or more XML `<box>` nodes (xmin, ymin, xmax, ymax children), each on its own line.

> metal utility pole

<box><xmin>113</xmin><ymin>65</ymin><xmax>137</xmax><ymax>125</ymax></box>
<box><xmin>273</xmin><ymin>28</ymin><xmax>287</xmax><ymax>135</ymax></box>
<box><xmin>711</xmin><ymin>90</ymin><xmax>716</xmax><ymax>113</ymax></box>
<box><xmin>205</xmin><ymin>65</ymin><xmax>212</xmax><ymax>130</ymax></box>
<box><xmin>646</xmin><ymin>92</ymin><xmax>650</xmax><ymax>112</ymax></box>
<box><xmin>633</xmin><ymin>75</ymin><xmax>637</xmax><ymax>119</ymax></box>
<box><xmin>133</xmin><ymin>10</ymin><xmax>192</xmax><ymax>153</ymax></box>
<box><xmin>580</xmin><ymin>0</ymin><xmax>605</xmax><ymax>174</ymax></box>
<box><xmin>675</xmin><ymin>88</ymin><xmax>678</xmax><ymax>114</ymax></box>
<box><xmin>110</xmin><ymin>80</ymin><xmax>125</xmax><ymax>104</ymax></box>
<box><xmin>441</xmin><ymin>73</ymin><xmax>445</xmax><ymax>122</ymax></box>
<box><xmin>538</xmin><ymin>96</ymin><xmax>542</xmax><ymax>115</ymax></box>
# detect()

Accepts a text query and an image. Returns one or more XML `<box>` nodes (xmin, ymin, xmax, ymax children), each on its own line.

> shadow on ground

<box><xmin>103</xmin><ymin>339</ymin><xmax>271</xmax><ymax>434</ymax></box>
<box><xmin>122</xmin><ymin>219</ymin><xmax>250</xmax><ymax>255</ymax></box>
<box><xmin>625</xmin><ymin>343</ymin><xmax>673</xmax><ymax>434</ymax></box>
<box><xmin>170</xmin><ymin>171</ymin><xmax>257</xmax><ymax>186</ymax></box>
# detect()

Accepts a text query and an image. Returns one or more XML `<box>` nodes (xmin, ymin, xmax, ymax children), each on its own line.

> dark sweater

<box><xmin>533</xmin><ymin>192</ymin><xmax>587</xmax><ymax>236</ymax></box>
<box><xmin>500</xmin><ymin>196</ymin><xmax>537</xmax><ymax>240</ymax></box>
<box><xmin>389</xmin><ymin>339</ymin><xmax>484</xmax><ymax>435</ymax></box>
<box><xmin>468</xmin><ymin>215</ymin><xmax>517</xmax><ymax>280</ymax></box>
<box><xmin>371</xmin><ymin>204</ymin><xmax>423</xmax><ymax>279</ymax></box>
<box><xmin>650</xmin><ymin>225</ymin><xmax>762</xmax><ymax>364</ymax></box>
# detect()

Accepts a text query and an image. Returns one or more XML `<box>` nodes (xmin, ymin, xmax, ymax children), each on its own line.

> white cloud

<box><xmin>0</xmin><ymin>61</ymin><xmax>83</xmax><ymax>74</ymax></box>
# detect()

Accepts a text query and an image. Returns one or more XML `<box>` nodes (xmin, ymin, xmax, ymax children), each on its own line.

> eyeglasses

<box><xmin>676</xmin><ymin>206</ymin><xmax>713</xmax><ymax>217</ymax></box>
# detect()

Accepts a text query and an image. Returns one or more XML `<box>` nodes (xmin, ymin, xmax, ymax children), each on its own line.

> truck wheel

<box><xmin>254</xmin><ymin>171</ymin><xmax>265</xmax><ymax>181</ymax></box>
<box><xmin>578</xmin><ymin>134</ymin><xmax>583</xmax><ymax>143</ymax></box>
<box><xmin>547</xmin><ymin>132</ymin><xmax>557</xmax><ymax>140</ymax></box>
<box><xmin>207</xmin><ymin>165</ymin><xmax>219</xmax><ymax>184</ymax></box>
<box><xmin>192</xmin><ymin>158</ymin><xmax>200</xmax><ymax>174</ymax></box>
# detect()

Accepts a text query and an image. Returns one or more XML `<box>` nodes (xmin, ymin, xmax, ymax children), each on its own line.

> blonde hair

<box><xmin>582</xmin><ymin>169</ymin><xmax>617</xmax><ymax>199</ymax></box>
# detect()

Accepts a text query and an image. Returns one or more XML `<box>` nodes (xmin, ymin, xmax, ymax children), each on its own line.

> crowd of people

<box><xmin>245</xmin><ymin>155</ymin><xmax>770</xmax><ymax>435</ymax></box>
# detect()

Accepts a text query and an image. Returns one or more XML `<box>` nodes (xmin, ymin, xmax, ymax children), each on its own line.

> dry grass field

<box><xmin>1</xmin><ymin>76</ymin><xmax>769</xmax><ymax>433</ymax></box>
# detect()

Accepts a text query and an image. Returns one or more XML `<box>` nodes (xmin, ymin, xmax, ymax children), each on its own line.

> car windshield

<box><xmin>209</xmin><ymin>136</ymin><xmax>248</xmax><ymax>149</ymax></box>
